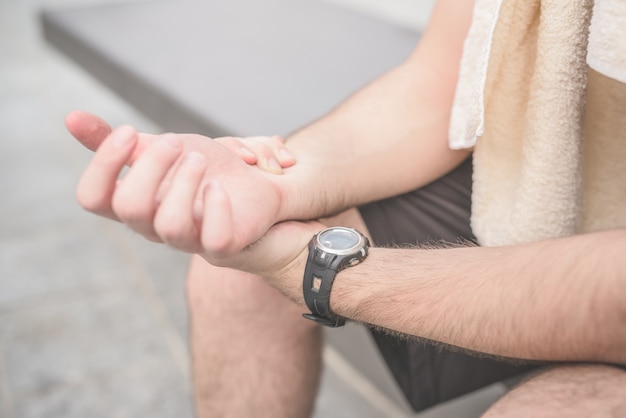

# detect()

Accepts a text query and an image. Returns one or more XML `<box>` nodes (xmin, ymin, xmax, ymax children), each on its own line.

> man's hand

<box><xmin>71</xmin><ymin>116</ymin><xmax>296</xmax><ymax>262</ymax></box>
<box><xmin>72</xmin><ymin>122</ymin><xmax>324</xmax><ymax>291</ymax></box>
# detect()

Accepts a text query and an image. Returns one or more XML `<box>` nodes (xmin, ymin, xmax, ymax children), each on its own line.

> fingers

<box><xmin>75</xmin><ymin>124</ymin><xmax>255</xmax><ymax>254</ymax></box>
<box><xmin>214</xmin><ymin>135</ymin><xmax>296</xmax><ymax>174</ymax></box>
<box><xmin>153</xmin><ymin>151</ymin><xmax>207</xmax><ymax>252</ymax></box>
<box><xmin>112</xmin><ymin>135</ymin><xmax>183</xmax><ymax>240</ymax></box>
<box><xmin>76</xmin><ymin>127</ymin><xmax>185</xmax><ymax>240</ymax></box>
<box><xmin>130</xmin><ymin>153</ymin><xmax>240</xmax><ymax>256</ymax></box>
<box><xmin>75</xmin><ymin>123</ymin><xmax>294</xmax><ymax>266</ymax></box>
<box><xmin>76</xmin><ymin>125</ymin><xmax>138</xmax><ymax>220</ymax></box>
<box><xmin>200</xmin><ymin>181</ymin><xmax>238</xmax><ymax>260</ymax></box>
<box><xmin>214</xmin><ymin>136</ymin><xmax>258</xmax><ymax>165</ymax></box>
<box><xmin>244</xmin><ymin>136</ymin><xmax>296</xmax><ymax>174</ymax></box>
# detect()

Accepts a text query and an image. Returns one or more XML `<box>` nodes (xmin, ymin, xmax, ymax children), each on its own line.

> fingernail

<box><xmin>239</xmin><ymin>146</ymin><xmax>256</xmax><ymax>158</ymax></box>
<box><xmin>268</xmin><ymin>158</ymin><xmax>281</xmax><ymax>171</ymax></box>
<box><xmin>278</xmin><ymin>147</ymin><xmax>295</xmax><ymax>161</ymax></box>
<box><xmin>184</xmin><ymin>151</ymin><xmax>207</xmax><ymax>166</ymax></box>
<box><xmin>113</xmin><ymin>126</ymin><xmax>135</xmax><ymax>147</ymax></box>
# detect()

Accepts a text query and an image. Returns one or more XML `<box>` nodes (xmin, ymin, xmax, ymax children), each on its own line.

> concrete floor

<box><xmin>0</xmin><ymin>0</ymin><xmax>506</xmax><ymax>417</ymax></box>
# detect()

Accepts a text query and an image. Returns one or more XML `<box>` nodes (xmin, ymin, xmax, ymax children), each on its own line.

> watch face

<box><xmin>316</xmin><ymin>227</ymin><xmax>364</xmax><ymax>255</ymax></box>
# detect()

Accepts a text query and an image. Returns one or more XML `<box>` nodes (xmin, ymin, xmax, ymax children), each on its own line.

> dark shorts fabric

<box><xmin>358</xmin><ymin>156</ymin><xmax>538</xmax><ymax>412</ymax></box>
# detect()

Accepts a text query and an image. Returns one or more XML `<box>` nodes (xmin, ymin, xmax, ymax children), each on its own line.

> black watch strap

<box><xmin>302</xmin><ymin>241</ymin><xmax>346</xmax><ymax>327</ymax></box>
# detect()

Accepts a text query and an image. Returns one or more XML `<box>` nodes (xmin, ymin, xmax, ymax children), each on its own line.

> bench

<box><xmin>41</xmin><ymin>0</ymin><xmax>420</xmax><ymax>137</ymax></box>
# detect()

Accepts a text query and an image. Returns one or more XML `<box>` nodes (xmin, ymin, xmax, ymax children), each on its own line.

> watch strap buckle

<box><xmin>302</xmin><ymin>313</ymin><xmax>345</xmax><ymax>328</ymax></box>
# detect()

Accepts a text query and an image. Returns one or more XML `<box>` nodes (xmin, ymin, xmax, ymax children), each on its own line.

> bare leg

<box><xmin>483</xmin><ymin>364</ymin><xmax>626</xmax><ymax>418</ymax></box>
<box><xmin>187</xmin><ymin>208</ymin><xmax>370</xmax><ymax>418</ymax></box>
<box><xmin>187</xmin><ymin>258</ymin><xmax>322</xmax><ymax>418</ymax></box>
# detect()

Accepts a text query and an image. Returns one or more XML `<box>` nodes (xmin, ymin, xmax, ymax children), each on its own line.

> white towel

<box><xmin>587</xmin><ymin>0</ymin><xmax>626</xmax><ymax>84</ymax></box>
<box><xmin>449</xmin><ymin>0</ymin><xmax>626</xmax><ymax>246</ymax></box>
<box><xmin>448</xmin><ymin>0</ymin><xmax>504</xmax><ymax>150</ymax></box>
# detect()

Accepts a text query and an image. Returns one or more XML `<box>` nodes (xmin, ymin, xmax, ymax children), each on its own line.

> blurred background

<box><xmin>0</xmin><ymin>1</ymin><xmax>507</xmax><ymax>417</ymax></box>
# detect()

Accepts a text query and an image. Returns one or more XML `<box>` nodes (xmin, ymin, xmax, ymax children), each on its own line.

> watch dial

<box><xmin>318</xmin><ymin>228</ymin><xmax>361</xmax><ymax>251</ymax></box>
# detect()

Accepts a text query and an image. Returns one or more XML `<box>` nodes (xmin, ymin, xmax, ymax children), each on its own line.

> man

<box><xmin>66</xmin><ymin>0</ymin><xmax>626</xmax><ymax>416</ymax></box>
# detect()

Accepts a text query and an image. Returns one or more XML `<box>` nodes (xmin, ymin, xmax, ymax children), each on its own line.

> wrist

<box><xmin>272</xmin><ymin>242</ymin><xmax>309</xmax><ymax>305</ymax></box>
<box><xmin>301</xmin><ymin>227</ymin><xmax>370</xmax><ymax>327</ymax></box>
<box><xmin>274</xmin><ymin>142</ymin><xmax>340</xmax><ymax>222</ymax></box>
<box><xmin>273</xmin><ymin>173</ymin><xmax>300</xmax><ymax>223</ymax></box>
<box><xmin>256</xmin><ymin>221</ymin><xmax>324</xmax><ymax>305</ymax></box>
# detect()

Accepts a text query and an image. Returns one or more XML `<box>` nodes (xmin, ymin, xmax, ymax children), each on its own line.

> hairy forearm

<box><xmin>330</xmin><ymin>229</ymin><xmax>626</xmax><ymax>364</ymax></box>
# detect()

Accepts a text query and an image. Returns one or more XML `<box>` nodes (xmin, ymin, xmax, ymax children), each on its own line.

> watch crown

<box><xmin>348</xmin><ymin>257</ymin><xmax>361</xmax><ymax>267</ymax></box>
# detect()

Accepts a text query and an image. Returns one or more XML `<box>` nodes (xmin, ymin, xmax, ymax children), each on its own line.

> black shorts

<box><xmin>358</xmin><ymin>156</ymin><xmax>537</xmax><ymax>412</ymax></box>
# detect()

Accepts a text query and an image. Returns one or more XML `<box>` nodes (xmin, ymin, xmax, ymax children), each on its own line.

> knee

<box><xmin>483</xmin><ymin>364</ymin><xmax>626</xmax><ymax>418</ymax></box>
<box><xmin>185</xmin><ymin>255</ymin><xmax>308</xmax><ymax>321</ymax></box>
<box><xmin>185</xmin><ymin>255</ymin><xmax>253</xmax><ymax>316</ymax></box>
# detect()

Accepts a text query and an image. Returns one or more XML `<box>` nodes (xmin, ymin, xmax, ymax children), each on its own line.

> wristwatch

<box><xmin>302</xmin><ymin>227</ymin><xmax>370</xmax><ymax>327</ymax></box>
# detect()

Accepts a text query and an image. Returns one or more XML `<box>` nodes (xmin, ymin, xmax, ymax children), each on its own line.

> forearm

<box><xmin>277</xmin><ymin>0</ymin><xmax>474</xmax><ymax>221</ymax></box>
<box><xmin>330</xmin><ymin>229</ymin><xmax>626</xmax><ymax>364</ymax></box>
<box><xmin>281</xmin><ymin>64</ymin><xmax>469</xmax><ymax>219</ymax></box>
